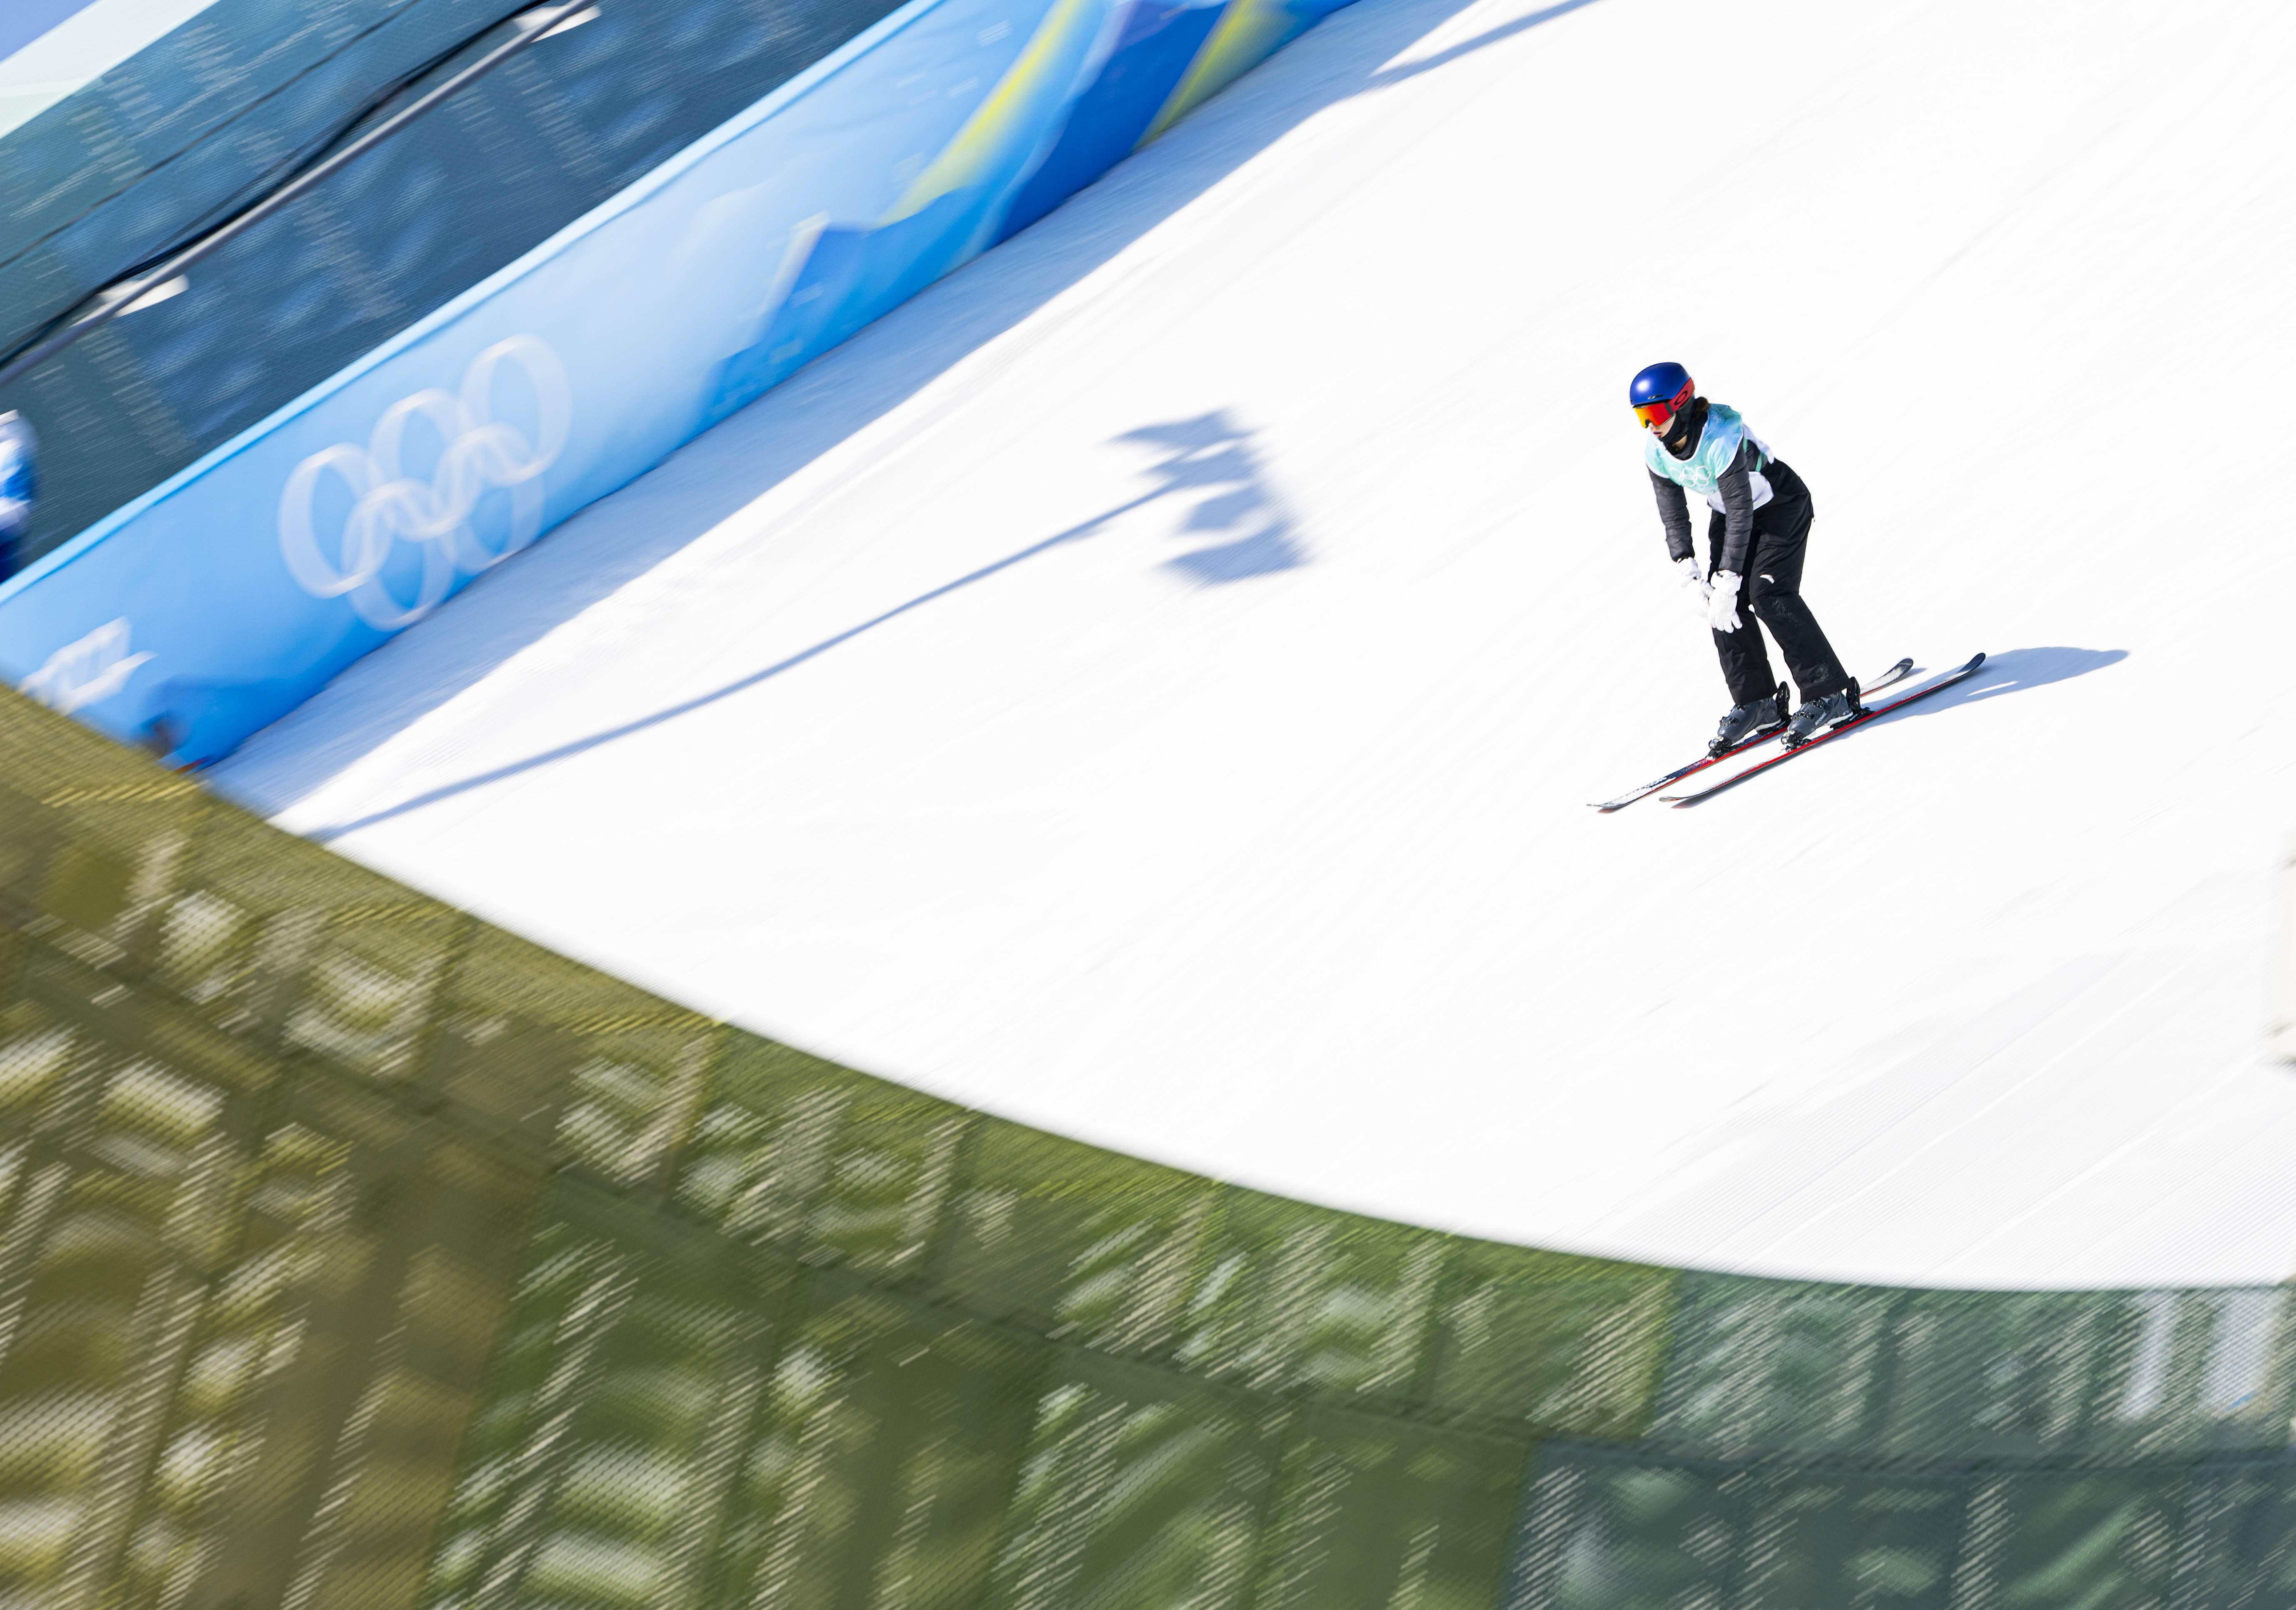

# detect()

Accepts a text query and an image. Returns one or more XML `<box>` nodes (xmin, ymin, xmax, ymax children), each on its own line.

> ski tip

<box><xmin>1966</xmin><ymin>650</ymin><xmax>1987</xmax><ymax>671</ymax></box>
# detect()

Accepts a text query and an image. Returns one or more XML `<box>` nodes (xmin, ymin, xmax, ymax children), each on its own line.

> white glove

<box><xmin>1707</xmin><ymin>570</ymin><xmax>1744</xmax><ymax>633</ymax></box>
<box><xmin>1675</xmin><ymin>556</ymin><xmax>1711</xmax><ymax>619</ymax></box>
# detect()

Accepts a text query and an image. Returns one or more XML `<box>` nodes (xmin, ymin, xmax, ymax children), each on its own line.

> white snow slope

<box><xmin>215</xmin><ymin>0</ymin><xmax>2296</xmax><ymax>1289</ymax></box>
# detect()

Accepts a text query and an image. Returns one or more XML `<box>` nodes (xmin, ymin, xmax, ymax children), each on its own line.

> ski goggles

<box><xmin>1633</xmin><ymin>384</ymin><xmax>1695</xmax><ymax>430</ymax></box>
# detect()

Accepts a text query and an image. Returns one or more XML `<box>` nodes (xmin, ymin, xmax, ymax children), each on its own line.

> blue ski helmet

<box><xmin>1629</xmin><ymin>362</ymin><xmax>1694</xmax><ymax>430</ymax></box>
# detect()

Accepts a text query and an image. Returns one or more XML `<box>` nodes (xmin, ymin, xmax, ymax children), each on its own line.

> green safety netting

<box><xmin>0</xmin><ymin>682</ymin><xmax>2287</xmax><ymax>1610</ymax></box>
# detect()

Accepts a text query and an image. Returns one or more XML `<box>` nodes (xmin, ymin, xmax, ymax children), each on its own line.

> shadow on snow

<box><xmin>1885</xmin><ymin>646</ymin><xmax>2128</xmax><ymax>722</ymax></box>
<box><xmin>300</xmin><ymin>411</ymin><xmax>1299</xmax><ymax>840</ymax></box>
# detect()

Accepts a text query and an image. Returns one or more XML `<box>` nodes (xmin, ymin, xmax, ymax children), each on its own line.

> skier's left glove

<box><xmin>1707</xmin><ymin>570</ymin><xmax>1745</xmax><ymax>633</ymax></box>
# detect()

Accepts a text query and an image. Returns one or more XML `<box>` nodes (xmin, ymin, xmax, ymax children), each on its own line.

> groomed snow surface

<box><xmin>215</xmin><ymin>0</ymin><xmax>2296</xmax><ymax>1289</ymax></box>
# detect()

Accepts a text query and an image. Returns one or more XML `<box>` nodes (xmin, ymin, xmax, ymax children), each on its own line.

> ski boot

<box><xmin>1781</xmin><ymin>678</ymin><xmax>1864</xmax><ymax>748</ymax></box>
<box><xmin>1708</xmin><ymin>682</ymin><xmax>1789</xmax><ymax>757</ymax></box>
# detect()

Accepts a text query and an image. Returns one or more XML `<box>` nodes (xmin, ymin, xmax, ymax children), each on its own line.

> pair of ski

<box><xmin>1593</xmin><ymin>652</ymin><xmax>1987</xmax><ymax>811</ymax></box>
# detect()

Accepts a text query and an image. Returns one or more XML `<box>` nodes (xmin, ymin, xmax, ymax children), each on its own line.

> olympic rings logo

<box><xmin>277</xmin><ymin>335</ymin><xmax>572</xmax><ymax>630</ymax></box>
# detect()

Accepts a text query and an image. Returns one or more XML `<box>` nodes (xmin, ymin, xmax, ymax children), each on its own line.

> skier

<box><xmin>1630</xmin><ymin>363</ymin><xmax>1855</xmax><ymax>754</ymax></box>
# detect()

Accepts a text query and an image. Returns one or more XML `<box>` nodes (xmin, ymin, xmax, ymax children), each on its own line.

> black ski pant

<box><xmin>1706</xmin><ymin>476</ymin><xmax>1850</xmax><ymax>708</ymax></box>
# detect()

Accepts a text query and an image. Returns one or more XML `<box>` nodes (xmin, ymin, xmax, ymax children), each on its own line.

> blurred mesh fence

<box><xmin>0</xmin><ymin>678</ymin><xmax>2288</xmax><ymax>1609</ymax></box>
<box><xmin>0</xmin><ymin>0</ymin><xmax>905</xmax><ymax>556</ymax></box>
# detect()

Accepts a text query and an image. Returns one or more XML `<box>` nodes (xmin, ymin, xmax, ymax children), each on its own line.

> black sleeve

<box><xmin>1715</xmin><ymin>443</ymin><xmax>1757</xmax><ymax>574</ymax></box>
<box><xmin>1648</xmin><ymin>470</ymin><xmax>1695</xmax><ymax>564</ymax></box>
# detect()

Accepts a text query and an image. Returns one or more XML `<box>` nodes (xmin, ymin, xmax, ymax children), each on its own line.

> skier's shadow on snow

<box><xmin>300</xmin><ymin>413</ymin><xmax>1298</xmax><ymax>842</ymax></box>
<box><xmin>1879</xmin><ymin>647</ymin><xmax>2126</xmax><ymax>722</ymax></box>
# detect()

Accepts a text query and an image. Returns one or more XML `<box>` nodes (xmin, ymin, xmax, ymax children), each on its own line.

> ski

<box><xmin>1590</xmin><ymin>658</ymin><xmax>1913</xmax><ymax>812</ymax></box>
<box><xmin>1660</xmin><ymin>652</ymin><xmax>1987</xmax><ymax>806</ymax></box>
